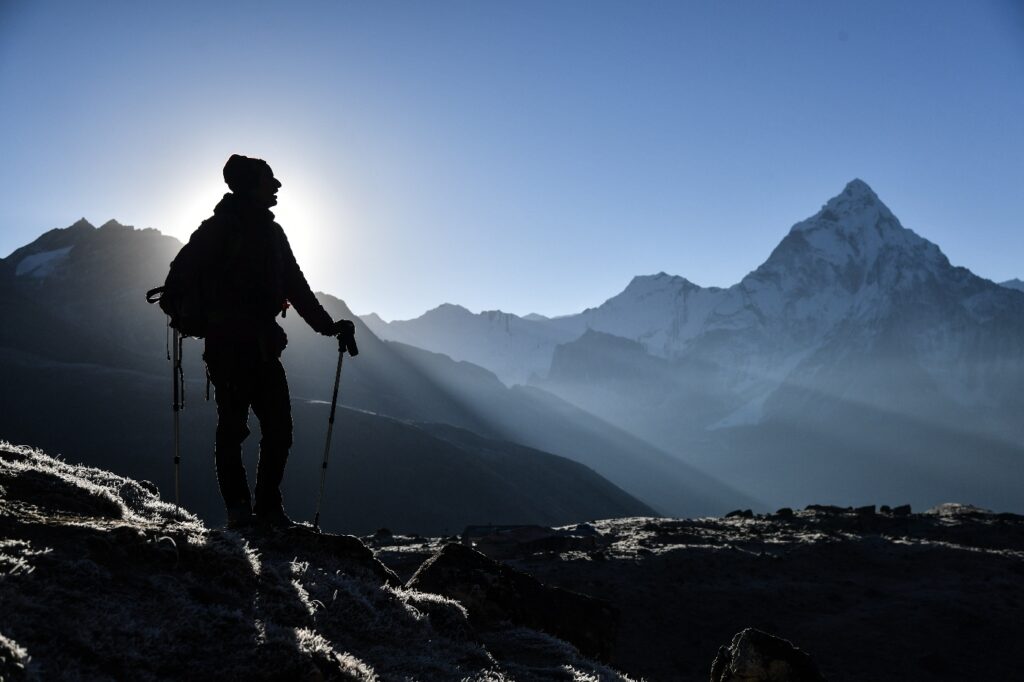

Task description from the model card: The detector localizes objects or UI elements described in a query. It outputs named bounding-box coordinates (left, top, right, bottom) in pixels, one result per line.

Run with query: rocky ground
left=371, top=505, right=1024, bottom=681
left=3, top=440, right=1022, bottom=681
left=0, top=443, right=632, bottom=681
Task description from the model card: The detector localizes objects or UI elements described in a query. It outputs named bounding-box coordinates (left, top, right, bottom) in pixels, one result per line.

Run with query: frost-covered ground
left=375, top=505, right=1024, bottom=682
left=4, top=440, right=1022, bottom=682
left=0, top=443, right=633, bottom=681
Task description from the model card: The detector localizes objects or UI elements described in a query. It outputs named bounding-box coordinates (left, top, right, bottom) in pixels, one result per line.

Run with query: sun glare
left=157, top=139, right=361, bottom=299
left=272, top=174, right=324, bottom=263
left=165, top=163, right=331, bottom=262
left=166, top=180, right=224, bottom=245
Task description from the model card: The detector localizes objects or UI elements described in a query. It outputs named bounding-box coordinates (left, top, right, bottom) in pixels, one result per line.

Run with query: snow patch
left=15, top=246, right=73, bottom=278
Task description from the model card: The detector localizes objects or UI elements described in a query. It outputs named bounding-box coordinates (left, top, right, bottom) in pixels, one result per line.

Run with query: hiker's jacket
left=170, top=192, right=334, bottom=363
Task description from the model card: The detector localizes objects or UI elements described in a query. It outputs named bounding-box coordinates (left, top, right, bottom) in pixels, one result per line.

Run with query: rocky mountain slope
left=377, top=503, right=1024, bottom=682
left=0, top=348, right=656, bottom=535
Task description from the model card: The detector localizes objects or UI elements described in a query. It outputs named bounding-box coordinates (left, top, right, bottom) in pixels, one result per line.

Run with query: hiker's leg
left=251, top=359, right=293, bottom=516
left=209, top=363, right=253, bottom=516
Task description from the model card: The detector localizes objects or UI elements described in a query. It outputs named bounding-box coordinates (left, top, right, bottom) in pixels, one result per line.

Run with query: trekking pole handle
left=338, top=332, right=359, bottom=357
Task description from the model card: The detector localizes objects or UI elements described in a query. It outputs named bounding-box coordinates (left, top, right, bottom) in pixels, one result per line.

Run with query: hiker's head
left=223, top=154, right=281, bottom=207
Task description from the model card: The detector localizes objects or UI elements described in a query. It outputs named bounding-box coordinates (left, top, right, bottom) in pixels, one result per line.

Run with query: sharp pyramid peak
left=767, top=177, right=949, bottom=275
left=822, top=178, right=887, bottom=214
left=69, top=217, right=95, bottom=230
left=790, top=179, right=894, bottom=235
left=841, top=177, right=877, bottom=197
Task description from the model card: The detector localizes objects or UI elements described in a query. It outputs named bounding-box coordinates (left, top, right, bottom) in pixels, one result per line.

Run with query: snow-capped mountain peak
left=790, top=178, right=888, bottom=234
left=761, top=179, right=948, bottom=295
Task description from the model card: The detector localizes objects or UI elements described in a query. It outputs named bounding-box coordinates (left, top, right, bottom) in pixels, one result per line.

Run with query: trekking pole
left=172, top=328, right=182, bottom=513
left=313, top=332, right=358, bottom=531
left=145, top=287, right=183, bottom=515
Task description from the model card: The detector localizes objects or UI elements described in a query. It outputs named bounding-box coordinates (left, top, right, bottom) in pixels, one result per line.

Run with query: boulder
left=804, top=504, right=848, bottom=515
left=240, top=525, right=401, bottom=587
left=710, top=628, right=826, bottom=682
left=407, top=542, right=617, bottom=659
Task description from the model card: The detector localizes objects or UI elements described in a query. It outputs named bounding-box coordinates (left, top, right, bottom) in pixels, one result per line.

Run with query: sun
left=164, top=162, right=325, bottom=247
left=159, top=145, right=357, bottom=298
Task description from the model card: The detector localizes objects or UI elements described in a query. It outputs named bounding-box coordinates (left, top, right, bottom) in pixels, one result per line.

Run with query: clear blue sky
left=2, top=1, right=1022, bottom=320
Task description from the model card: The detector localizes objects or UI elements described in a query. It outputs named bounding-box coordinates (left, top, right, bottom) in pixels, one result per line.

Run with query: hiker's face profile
left=251, top=168, right=282, bottom=208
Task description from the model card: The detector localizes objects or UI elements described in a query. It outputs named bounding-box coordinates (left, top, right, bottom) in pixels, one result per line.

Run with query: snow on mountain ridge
left=15, top=246, right=74, bottom=278
left=566, top=273, right=724, bottom=358
left=618, top=272, right=703, bottom=299
left=371, top=179, right=944, bottom=367
left=565, top=180, right=958, bottom=362
left=370, top=300, right=578, bottom=385
left=357, top=180, right=1020, bottom=404
left=725, top=179, right=951, bottom=327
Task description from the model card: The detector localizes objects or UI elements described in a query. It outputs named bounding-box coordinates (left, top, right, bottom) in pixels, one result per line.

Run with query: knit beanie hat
left=223, top=154, right=272, bottom=192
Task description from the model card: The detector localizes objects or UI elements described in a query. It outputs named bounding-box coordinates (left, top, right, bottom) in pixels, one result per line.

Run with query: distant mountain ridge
left=368, top=180, right=1022, bottom=390
left=365, top=180, right=1024, bottom=511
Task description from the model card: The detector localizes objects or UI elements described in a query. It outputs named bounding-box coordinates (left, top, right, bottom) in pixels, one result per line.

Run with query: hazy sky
left=2, top=1, right=1022, bottom=320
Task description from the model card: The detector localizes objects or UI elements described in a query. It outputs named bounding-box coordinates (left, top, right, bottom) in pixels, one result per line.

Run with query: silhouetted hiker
left=166, top=154, right=355, bottom=528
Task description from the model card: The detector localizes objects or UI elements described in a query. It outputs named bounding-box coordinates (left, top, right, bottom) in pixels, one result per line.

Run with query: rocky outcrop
left=710, top=628, right=826, bottom=682
left=240, top=523, right=401, bottom=587
left=407, top=542, right=618, bottom=660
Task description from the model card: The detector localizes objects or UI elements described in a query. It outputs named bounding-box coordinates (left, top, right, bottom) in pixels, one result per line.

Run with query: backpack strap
left=145, top=286, right=165, bottom=304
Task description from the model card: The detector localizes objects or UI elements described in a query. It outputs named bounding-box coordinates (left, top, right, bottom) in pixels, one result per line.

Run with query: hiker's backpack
left=146, top=224, right=223, bottom=338
left=147, top=213, right=287, bottom=339
left=146, top=258, right=209, bottom=338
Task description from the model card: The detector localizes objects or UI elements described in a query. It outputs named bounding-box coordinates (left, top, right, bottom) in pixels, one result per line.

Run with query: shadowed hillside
left=0, top=355, right=652, bottom=535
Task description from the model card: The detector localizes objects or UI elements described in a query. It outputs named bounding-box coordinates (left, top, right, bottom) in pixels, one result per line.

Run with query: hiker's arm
left=279, top=229, right=336, bottom=336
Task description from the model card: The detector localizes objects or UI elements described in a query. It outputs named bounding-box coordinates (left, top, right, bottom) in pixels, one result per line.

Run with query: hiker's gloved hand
left=332, top=319, right=359, bottom=356
left=331, top=319, right=356, bottom=339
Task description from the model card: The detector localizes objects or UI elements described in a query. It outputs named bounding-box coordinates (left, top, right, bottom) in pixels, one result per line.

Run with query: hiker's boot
left=225, top=501, right=253, bottom=529
left=254, top=502, right=293, bottom=529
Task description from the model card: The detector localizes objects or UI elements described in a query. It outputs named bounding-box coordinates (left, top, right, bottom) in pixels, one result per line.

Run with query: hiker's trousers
left=207, top=357, right=293, bottom=515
